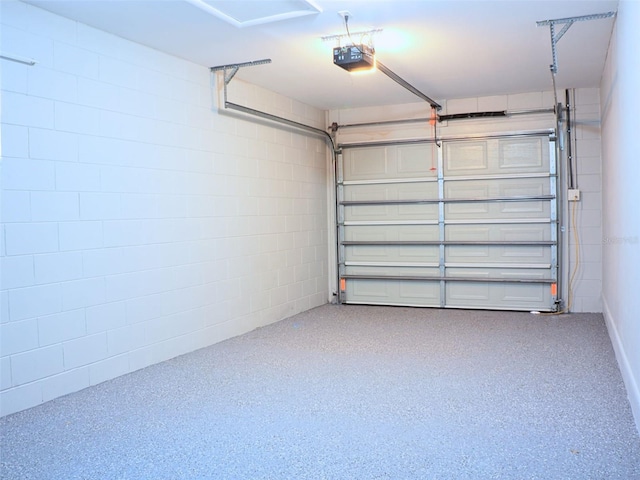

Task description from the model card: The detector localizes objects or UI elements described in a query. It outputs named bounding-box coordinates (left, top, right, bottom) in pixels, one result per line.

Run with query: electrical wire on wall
left=566, top=89, right=580, bottom=189
left=538, top=88, right=581, bottom=316
left=551, top=68, right=559, bottom=120
left=566, top=88, right=581, bottom=312
left=543, top=199, right=580, bottom=315
left=569, top=89, right=579, bottom=189
left=566, top=199, right=581, bottom=311
left=542, top=199, right=579, bottom=315
left=563, top=88, right=581, bottom=313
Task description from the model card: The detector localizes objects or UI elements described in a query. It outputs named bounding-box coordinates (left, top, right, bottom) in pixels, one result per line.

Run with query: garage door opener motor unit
left=333, top=44, right=375, bottom=72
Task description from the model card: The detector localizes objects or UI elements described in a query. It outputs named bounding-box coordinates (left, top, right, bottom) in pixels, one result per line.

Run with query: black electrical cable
left=565, top=89, right=574, bottom=188
left=344, top=14, right=358, bottom=51
left=344, top=14, right=371, bottom=54
left=432, top=106, right=440, bottom=148
left=332, top=147, right=341, bottom=303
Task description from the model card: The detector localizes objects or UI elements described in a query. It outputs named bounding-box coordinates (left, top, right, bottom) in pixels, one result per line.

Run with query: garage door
left=336, top=131, right=559, bottom=312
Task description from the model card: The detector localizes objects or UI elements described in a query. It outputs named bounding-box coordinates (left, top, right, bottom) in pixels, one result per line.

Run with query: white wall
left=329, top=89, right=602, bottom=313
left=600, top=1, right=640, bottom=431
left=0, top=1, right=329, bottom=416
left=568, top=88, right=604, bottom=313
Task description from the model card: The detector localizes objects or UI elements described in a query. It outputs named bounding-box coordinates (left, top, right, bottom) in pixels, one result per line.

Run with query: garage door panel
left=345, top=148, right=388, bottom=179
left=445, top=178, right=549, bottom=197
left=499, top=245, right=549, bottom=260
left=346, top=185, right=389, bottom=201
left=446, top=268, right=552, bottom=308
left=345, top=279, right=440, bottom=306
left=344, top=183, right=438, bottom=201
left=345, top=205, right=438, bottom=221
left=344, top=145, right=434, bottom=181
left=349, top=279, right=391, bottom=299
left=446, top=282, right=551, bottom=310
left=499, top=137, right=548, bottom=171
left=401, top=183, right=438, bottom=200
left=338, top=132, right=558, bottom=312
left=445, top=225, right=491, bottom=241
left=345, top=225, right=439, bottom=242
left=345, top=266, right=440, bottom=276
left=445, top=137, right=549, bottom=176
left=445, top=203, right=490, bottom=217
left=499, top=201, right=549, bottom=215
left=446, top=267, right=553, bottom=280
left=446, top=201, right=551, bottom=220
left=345, top=245, right=440, bottom=263
left=444, top=142, right=488, bottom=173
left=445, top=203, right=550, bottom=220
left=445, top=245, right=550, bottom=264
left=446, top=223, right=551, bottom=241
left=397, top=144, right=437, bottom=174
left=500, top=180, right=547, bottom=196
left=446, top=245, right=490, bottom=259
left=397, top=245, right=438, bottom=259
left=444, top=183, right=490, bottom=199
left=397, top=203, right=439, bottom=217
left=347, top=245, right=393, bottom=259
left=502, top=284, right=547, bottom=303
left=398, top=281, right=440, bottom=303
left=343, top=182, right=439, bottom=219
left=344, top=205, right=389, bottom=220
left=348, top=229, right=387, bottom=242
left=501, top=225, right=550, bottom=241
left=447, top=281, right=491, bottom=302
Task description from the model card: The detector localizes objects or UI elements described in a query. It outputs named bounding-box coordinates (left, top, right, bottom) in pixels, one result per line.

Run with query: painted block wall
left=600, top=1, right=640, bottom=432
left=568, top=88, right=604, bottom=313
left=328, top=88, right=603, bottom=313
left=0, top=1, right=329, bottom=416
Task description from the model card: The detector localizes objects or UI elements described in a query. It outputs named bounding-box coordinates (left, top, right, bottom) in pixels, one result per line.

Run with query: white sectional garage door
left=336, top=132, right=559, bottom=311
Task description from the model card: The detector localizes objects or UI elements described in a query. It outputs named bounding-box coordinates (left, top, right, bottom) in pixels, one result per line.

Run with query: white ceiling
left=24, top=0, right=618, bottom=111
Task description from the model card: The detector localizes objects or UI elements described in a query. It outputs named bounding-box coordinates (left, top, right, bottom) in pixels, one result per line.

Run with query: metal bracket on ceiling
left=223, top=66, right=240, bottom=85
left=211, top=58, right=272, bottom=84
left=210, top=58, right=272, bottom=104
left=321, top=29, right=383, bottom=46
left=537, top=11, right=616, bottom=74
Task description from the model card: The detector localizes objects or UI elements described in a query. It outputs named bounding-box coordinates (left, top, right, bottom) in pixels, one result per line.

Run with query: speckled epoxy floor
left=2, top=305, right=640, bottom=479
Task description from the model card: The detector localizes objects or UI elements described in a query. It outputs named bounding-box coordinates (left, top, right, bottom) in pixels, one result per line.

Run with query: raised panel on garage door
left=344, top=145, right=437, bottom=181
left=345, top=279, right=441, bottom=307
left=444, top=137, right=549, bottom=176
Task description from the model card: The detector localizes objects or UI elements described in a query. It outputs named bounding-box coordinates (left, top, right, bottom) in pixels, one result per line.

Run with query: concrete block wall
left=0, top=1, right=329, bottom=416
left=329, top=88, right=603, bottom=312
left=568, top=88, right=603, bottom=313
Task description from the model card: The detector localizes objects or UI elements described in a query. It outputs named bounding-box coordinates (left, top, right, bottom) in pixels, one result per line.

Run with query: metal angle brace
left=537, top=11, right=616, bottom=74
left=210, top=58, right=272, bottom=105
left=211, top=58, right=272, bottom=85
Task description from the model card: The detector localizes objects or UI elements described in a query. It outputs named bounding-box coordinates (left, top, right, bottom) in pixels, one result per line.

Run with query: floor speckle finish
left=2, top=305, right=639, bottom=479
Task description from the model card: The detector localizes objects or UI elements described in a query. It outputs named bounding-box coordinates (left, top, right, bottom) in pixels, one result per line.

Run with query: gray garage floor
left=1, top=304, right=639, bottom=479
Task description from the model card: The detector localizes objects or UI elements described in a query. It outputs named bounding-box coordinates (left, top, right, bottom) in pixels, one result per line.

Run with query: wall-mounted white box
left=568, top=189, right=581, bottom=202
